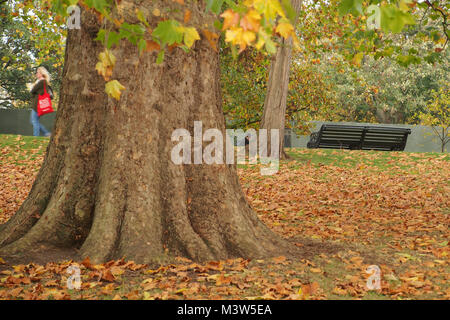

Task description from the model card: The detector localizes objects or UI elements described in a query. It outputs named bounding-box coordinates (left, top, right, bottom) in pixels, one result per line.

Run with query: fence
left=0, top=110, right=447, bottom=152
left=0, top=109, right=56, bottom=136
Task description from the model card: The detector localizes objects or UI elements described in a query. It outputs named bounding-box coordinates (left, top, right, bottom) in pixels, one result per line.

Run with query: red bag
left=37, top=81, right=54, bottom=117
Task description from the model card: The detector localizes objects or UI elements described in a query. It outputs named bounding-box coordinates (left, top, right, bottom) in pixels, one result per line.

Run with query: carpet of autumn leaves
left=0, top=134, right=449, bottom=300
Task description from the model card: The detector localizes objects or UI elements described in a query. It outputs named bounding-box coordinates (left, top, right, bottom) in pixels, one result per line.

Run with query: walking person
left=29, top=66, right=53, bottom=137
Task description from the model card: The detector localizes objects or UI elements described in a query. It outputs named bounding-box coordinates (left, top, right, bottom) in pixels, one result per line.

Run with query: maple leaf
left=221, top=9, right=240, bottom=30
left=105, top=80, right=126, bottom=100
left=95, top=49, right=116, bottom=81
left=182, top=27, right=200, bottom=48
left=275, top=20, right=294, bottom=39
left=240, top=9, right=261, bottom=32
left=152, top=20, right=184, bottom=46
left=225, top=27, right=256, bottom=52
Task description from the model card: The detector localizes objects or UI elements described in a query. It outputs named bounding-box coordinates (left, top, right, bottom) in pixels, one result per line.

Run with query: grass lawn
left=0, top=134, right=449, bottom=300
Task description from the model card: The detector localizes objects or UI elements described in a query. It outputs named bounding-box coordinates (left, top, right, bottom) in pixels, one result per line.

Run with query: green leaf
left=338, top=0, right=363, bottom=16
left=380, top=4, right=415, bottom=33
left=119, top=23, right=145, bottom=45
left=95, top=29, right=106, bottom=43
left=84, top=0, right=110, bottom=14
left=106, top=31, right=122, bottom=49
left=152, top=20, right=184, bottom=46
left=206, top=0, right=225, bottom=15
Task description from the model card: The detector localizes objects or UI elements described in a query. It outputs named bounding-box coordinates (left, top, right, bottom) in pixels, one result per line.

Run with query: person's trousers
left=30, top=109, right=50, bottom=137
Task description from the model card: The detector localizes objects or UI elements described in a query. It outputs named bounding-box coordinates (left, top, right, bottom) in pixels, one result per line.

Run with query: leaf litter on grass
left=0, top=137, right=449, bottom=299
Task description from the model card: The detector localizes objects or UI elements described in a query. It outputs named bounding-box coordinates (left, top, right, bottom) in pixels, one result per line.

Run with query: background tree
left=221, top=47, right=268, bottom=130
left=0, top=0, right=65, bottom=108
left=220, top=46, right=341, bottom=135
left=259, top=0, right=302, bottom=159
left=417, top=85, right=450, bottom=152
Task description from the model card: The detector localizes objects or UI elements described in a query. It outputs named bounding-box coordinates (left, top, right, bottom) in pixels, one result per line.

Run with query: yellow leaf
left=242, top=30, right=256, bottom=45
left=251, top=0, right=285, bottom=21
left=105, top=80, right=126, bottom=101
left=225, top=27, right=242, bottom=44
left=183, top=27, right=200, bottom=48
left=225, top=27, right=256, bottom=52
left=96, top=49, right=116, bottom=81
left=276, top=20, right=294, bottom=39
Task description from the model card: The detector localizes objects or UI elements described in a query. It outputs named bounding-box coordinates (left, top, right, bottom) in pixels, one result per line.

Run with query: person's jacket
left=30, top=80, right=54, bottom=112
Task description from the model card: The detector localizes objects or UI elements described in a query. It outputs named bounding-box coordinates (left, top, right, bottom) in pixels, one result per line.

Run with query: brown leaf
left=101, top=269, right=116, bottom=282
left=146, top=40, right=161, bottom=52
left=202, top=29, right=219, bottom=52
left=81, top=257, right=93, bottom=270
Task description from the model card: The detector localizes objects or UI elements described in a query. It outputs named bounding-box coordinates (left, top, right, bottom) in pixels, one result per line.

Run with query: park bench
left=307, top=124, right=411, bottom=151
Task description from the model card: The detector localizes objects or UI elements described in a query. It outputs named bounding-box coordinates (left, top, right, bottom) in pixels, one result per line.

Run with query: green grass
left=235, top=147, right=449, bottom=174
left=0, top=134, right=48, bottom=149
left=0, top=134, right=49, bottom=164
left=285, top=148, right=449, bottom=171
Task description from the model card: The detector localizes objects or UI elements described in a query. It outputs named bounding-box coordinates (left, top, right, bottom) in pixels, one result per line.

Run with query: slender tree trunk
left=442, top=127, right=445, bottom=153
left=0, top=2, right=298, bottom=264
left=260, top=0, right=302, bottom=160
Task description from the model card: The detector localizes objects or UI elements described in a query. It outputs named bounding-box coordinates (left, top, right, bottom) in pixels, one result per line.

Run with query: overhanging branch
left=425, top=0, right=449, bottom=49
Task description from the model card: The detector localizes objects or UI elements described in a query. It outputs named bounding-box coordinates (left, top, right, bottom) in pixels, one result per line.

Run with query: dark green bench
left=307, top=124, right=411, bottom=151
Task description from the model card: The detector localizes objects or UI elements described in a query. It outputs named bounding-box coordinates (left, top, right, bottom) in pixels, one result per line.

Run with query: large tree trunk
left=260, top=0, right=302, bottom=159
left=0, top=2, right=298, bottom=264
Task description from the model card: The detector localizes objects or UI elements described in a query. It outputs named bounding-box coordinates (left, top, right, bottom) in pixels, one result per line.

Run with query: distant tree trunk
left=260, top=0, right=302, bottom=160
left=0, top=2, right=299, bottom=264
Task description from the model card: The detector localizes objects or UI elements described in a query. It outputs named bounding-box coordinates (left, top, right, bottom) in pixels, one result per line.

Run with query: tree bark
left=0, top=1, right=298, bottom=264
left=260, top=0, right=302, bottom=159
